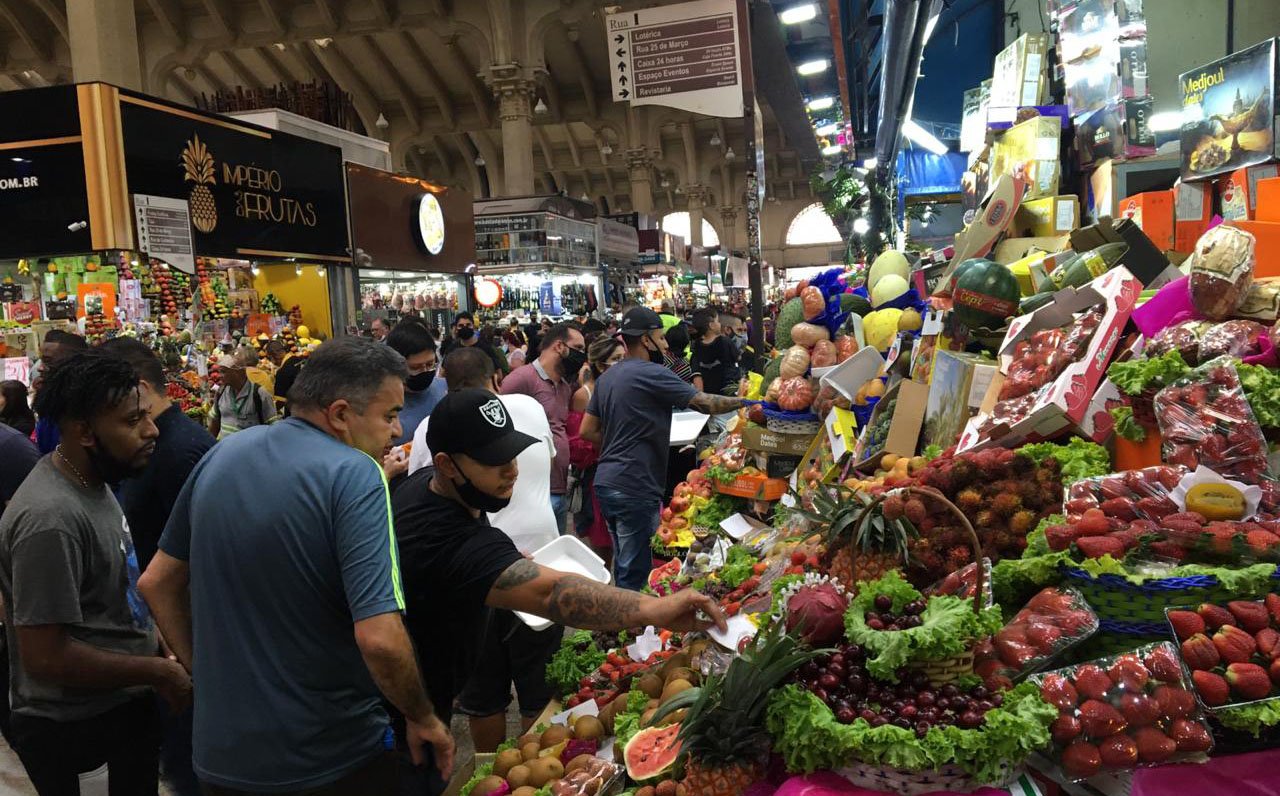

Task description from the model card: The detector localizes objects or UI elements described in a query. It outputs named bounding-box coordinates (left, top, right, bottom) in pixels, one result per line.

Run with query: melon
left=951, top=259, right=1020, bottom=331
left=870, top=273, right=910, bottom=308
left=863, top=309, right=903, bottom=352
left=841, top=293, right=873, bottom=316
left=868, top=249, right=910, bottom=292
left=623, top=724, right=682, bottom=781
left=775, top=298, right=806, bottom=348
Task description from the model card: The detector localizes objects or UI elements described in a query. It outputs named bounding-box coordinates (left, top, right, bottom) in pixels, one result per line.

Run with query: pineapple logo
left=181, top=134, right=218, bottom=233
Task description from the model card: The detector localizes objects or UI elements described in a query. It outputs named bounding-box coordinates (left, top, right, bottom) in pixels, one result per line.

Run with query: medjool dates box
left=1180, top=38, right=1279, bottom=181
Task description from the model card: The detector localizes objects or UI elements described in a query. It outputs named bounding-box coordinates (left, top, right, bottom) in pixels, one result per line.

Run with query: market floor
left=0, top=706, right=522, bottom=794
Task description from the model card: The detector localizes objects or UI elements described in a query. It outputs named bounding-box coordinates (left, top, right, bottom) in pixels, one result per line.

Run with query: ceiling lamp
left=724, top=147, right=736, bottom=161
left=797, top=59, right=829, bottom=76
left=474, top=155, right=486, bottom=166
left=710, top=132, right=722, bottom=147
left=779, top=3, right=818, bottom=25
left=814, top=122, right=838, bottom=136
left=903, top=119, right=948, bottom=155
left=601, top=142, right=613, bottom=156
left=807, top=96, right=835, bottom=111
left=534, top=97, right=549, bottom=114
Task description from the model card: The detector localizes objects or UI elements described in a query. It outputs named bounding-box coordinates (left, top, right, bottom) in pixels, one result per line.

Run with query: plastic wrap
left=1143, top=320, right=1211, bottom=365
left=1198, top=320, right=1269, bottom=361
left=1168, top=599, right=1280, bottom=714
left=1188, top=225, right=1256, bottom=320
left=549, top=757, right=623, bottom=796
left=923, top=559, right=993, bottom=607
left=1062, top=465, right=1187, bottom=522
left=1154, top=358, right=1271, bottom=484
left=973, top=587, right=1099, bottom=686
left=1031, top=642, right=1214, bottom=780
left=998, top=308, right=1104, bottom=401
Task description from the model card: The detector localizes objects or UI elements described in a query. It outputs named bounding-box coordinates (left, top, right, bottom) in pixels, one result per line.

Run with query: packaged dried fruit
left=999, top=308, right=1105, bottom=401
left=1062, top=465, right=1188, bottom=522
left=923, top=558, right=993, bottom=607
left=1030, top=642, right=1214, bottom=781
left=1167, top=597, right=1280, bottom=718
left=1154, top=357, right=1271, bottom=484
left=974, top=587, right=1099, bottom=688
left=1197, top=319, right=1268, bottom=361
left=1188, top=224, right=1255, bottom=320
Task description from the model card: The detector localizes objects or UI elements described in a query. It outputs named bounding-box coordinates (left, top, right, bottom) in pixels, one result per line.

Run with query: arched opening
left=660, top=211, right=720, bottom=247
left=785, top=203, right=843, bottom=246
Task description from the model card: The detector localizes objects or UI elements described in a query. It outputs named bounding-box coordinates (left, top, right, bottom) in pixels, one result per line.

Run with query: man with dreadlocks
left=0, top=348, right=192, bottom=795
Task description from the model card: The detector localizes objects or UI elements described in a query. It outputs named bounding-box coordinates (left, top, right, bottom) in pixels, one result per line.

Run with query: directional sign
left=606, top=0, right=745, bottom=118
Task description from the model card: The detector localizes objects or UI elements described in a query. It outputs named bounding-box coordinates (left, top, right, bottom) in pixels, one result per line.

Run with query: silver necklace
left=54, top=445, right=90, bottom=489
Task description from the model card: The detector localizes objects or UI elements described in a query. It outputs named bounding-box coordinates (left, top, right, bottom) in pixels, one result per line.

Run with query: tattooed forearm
left=493, top=559, right=541, bottom=590
left=688, top=392, right=745, bottom=415
left=544, top=575, right=647, bottom=630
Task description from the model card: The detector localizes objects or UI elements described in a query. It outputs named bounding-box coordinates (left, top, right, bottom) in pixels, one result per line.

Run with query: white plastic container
left=515, top=535, right=611, bottom=630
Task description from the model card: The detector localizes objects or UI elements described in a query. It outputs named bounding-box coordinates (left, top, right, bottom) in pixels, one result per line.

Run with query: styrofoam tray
left=515, top=535, right=611, bottom=630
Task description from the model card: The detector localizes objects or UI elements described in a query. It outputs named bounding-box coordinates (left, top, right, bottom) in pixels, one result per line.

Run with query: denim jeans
left=550, top=493, right=568, bottom=536
left=595, top=486, right=660, bottom=591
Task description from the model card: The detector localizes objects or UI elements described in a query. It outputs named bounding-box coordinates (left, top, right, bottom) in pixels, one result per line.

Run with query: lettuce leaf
left=545, top=631, right=605, bottom=700
left=843, top=572, right=1004, bottom=681
left=1016, top=438, right=1111, bottom=485
left=1071, top=556, right=1278, bottom=594
left=612, top=688, right=652, bottom=747
left=1238, top=363, right=1280, bottom=429
left=460, top=763, right=494, bottom=796
left=1106, top=350, right=1190, bottom=396
left=1217, top=699, right=1280, bottom=736
left=765, top=683, right=1055, bottom=782
left=1110, top=406, right=1147, bottom=442
left=991, top=551, right=1071, bottom=608
left=719, top=546, right=758, bottom=589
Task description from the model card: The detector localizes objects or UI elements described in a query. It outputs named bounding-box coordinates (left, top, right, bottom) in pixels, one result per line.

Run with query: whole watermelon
left=951, top=259, right=1020, bottom=330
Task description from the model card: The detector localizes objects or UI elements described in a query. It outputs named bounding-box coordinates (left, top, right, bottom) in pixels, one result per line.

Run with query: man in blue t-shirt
left=580, top=307, right=748, bottom=590
left=385, top=319, right=446, bottom=454
left=139, top=338, right=453, bottom=794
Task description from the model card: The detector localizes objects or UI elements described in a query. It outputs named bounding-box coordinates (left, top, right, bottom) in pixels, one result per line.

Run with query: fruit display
left=1170, top=596, right=1280, bottom=711
left=924, top=559, right=991, bottom=604
left=1154, top=358, right=1270, bottom=483
left=1032, top=643, right=1214, bottom=779
left=998, top=309, right=1104, bottom=401
left=461, top=716, right=621, bottom=796
left=950, top=259, right=1020, bottom=331
left=973, top=587, right=1099, bottom=687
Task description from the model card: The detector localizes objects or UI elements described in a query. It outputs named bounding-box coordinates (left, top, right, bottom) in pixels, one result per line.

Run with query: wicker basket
left=762, top=406, right=822, bottom=436
left=836, top=761, right=1018, bottom=796
left=847, top=486, right=988, bottom=685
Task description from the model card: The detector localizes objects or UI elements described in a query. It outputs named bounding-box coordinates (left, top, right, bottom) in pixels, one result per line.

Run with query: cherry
left=828, top=662, right=845, bottom=678
left=830, top=653, right=846, bottom=667
left=801, top=663, right=819, bottom=678
left=971, top=685, right=989, bottom=699
left=935, top=697, right=950, bottom=711
left=845, top=644, right=864, bottom=661
left=940, top=684, right=960, bottom=698
left=870, top=716, right=888, bottom=727
left=900, top=704, right=918, bottom=719
left=813, top=688, right=828, bottom=703
left=847, top=674, right=867, bottom=694
left=990, top=693, right=1004, bottom=707
left=958, top=711, right=984, bottom=729
left=874, top=594, right=893, bottom=612
left=893, top=717, right=912, bottom=730
left=819, top=674, right=839, bottom=689
left=867, top=618, right=885, bottom=631
left=836, top=707, right=857, bottom=724
left=916, top=691, right=936, bottom=707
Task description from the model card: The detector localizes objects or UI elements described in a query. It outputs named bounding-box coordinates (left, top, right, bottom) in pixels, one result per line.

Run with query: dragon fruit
left=786, top=582, right=848, bottom=644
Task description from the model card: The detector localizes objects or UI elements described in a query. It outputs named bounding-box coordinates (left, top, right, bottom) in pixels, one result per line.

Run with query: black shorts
left=456, top=609, right=562, bottom=719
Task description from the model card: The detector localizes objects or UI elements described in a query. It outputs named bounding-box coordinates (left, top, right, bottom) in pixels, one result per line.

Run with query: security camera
left=67, top=220, right=87, bottom=232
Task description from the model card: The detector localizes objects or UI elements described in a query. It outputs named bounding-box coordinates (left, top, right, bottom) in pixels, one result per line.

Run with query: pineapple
left=792, top=485, right=915, bottom=590
left=181, top=134, right=218, bottom=232
left=652, top=624, right=815, bottom=796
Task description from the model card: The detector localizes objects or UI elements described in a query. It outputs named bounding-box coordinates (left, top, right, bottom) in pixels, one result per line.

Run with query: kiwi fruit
left=540, top=725, right=570, bottom=747
left=664, top=667, right=696, bottom=686
left=657, top=781, right=679, bottom=796
left=474, top=775, right=508, bottom=796
left=637, top=786, right=657, bottom=796
left=661, top=678, right=693, bottom=701
left=638, top=672, right=664, bottom=699
left=640, top=707, right=656, bottom=727
left=598, top=698, right=622, bottom=734
left=520, top=742, right=540, bottom=762
left=517, top=733, right=539, bottom=748
left=512, top=788, right=537, bottom=796
left=566, top=754, right=595, bottom=774
left=506, top=764, right=532, bottom=789
left=525, top=760, right=553, bottom=788
left=573, top=715, right=605, bottom=741
left=658, top=707, right=688, bottom=726
left=494, top=749, right=524, bottom=778
left=664, top=651, right=692, bottom=673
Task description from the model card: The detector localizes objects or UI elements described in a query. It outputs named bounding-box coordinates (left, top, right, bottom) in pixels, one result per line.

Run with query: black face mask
left=450, top=457, right=511, bottom=513
left=456, top=326, right=475, bottom=341
left=561, top=347, right=588, bottom=377
left=644, top=338, right=664, bottom=364
left=406, top=370, right=436, bottom=393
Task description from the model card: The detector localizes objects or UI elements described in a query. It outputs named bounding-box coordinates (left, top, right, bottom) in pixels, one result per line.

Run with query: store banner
left=0, top=141, right=94, bottom=259
left=117, top=92, right=349, bottom=262
left=346, top=164, right=475, bottom=274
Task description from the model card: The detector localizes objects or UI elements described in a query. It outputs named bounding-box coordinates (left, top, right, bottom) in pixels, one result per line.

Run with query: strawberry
left=1099, top=498, right=1137, bottom=520
left=1192, top=670, right=1230, bottom=706
left=1079, top=699, right=1126, bottom=738
left=1144, top=646, right=1183, bottom=683
left=1167, top=610, right=1205, bottom=641
left=1097, top=734, right=1139, bottom=768
left=1197, top=603, right=1237, bottom=630
left=1073, top=664, right=1113, bottom=701
left=1118, top=692, right=1161, bottom=726
left=1213, top=625, right=1257, bottom=663
left=1168, top=719, right=1213, bottom=753
left=1153, top=684, right=1196, bottom=719
left=1180, top=633, right=1221, bottom=671
left=1061, top=741, right=1102, bottom=778
left=1228, top=601, right=1271, bottom=632
left=1256, top=627, right=1280, bottom=658
left=1076, top=535, right=1126, bottom=559
left=1245, top=530, right=1280, bottom=554
left=1039, top=673, right=1079, bottom=710
left=1055, top=609, right=1094, bottom=635
left=1266, top=593, right=1280, bottom=625
left=1044, top=524, right=1079, bottom=551
left=996, top=637, right=1039, bottom=669
left=1051, top=714, right=1083, bottom=744
left=1026, top=622, right=1063, bottom=651
left=1133, top=727, right=1178, bottom=763
left=1107, top=655, right=1150, bottom=690
left=1027, top=587, right=1074, bottom=614
left=1226, top=662, right=1272, bottom=701
left=1270, top=658, right=1280, bottom=687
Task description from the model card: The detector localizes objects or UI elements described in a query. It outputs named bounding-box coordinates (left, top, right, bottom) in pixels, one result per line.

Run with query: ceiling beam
left=368, top=0, right=395, bottom=26
left=398, top=31, right=456, bottom=130
left=195, top=64, right=229, bottom=94
left=166, top=71, right=201, bottom=104
left=540, top=78, right=563, bottom=123
left=313, top=0, right=339, bottom=28
left=442, top=35, right=492, bottom=128
left=309, top=41, right=382, bottom=133
left=427, top=135, right=452, bottom=178
left=362, top=36, right=421, bottom=135
left=563, top=125, right=581, bottom=168
left=566, top=39, right=598, bottom=119
left=256, top=46, right=297, bottom=85
left=200, top=0, right=235, bottom=37
left=28, top=0, right=67, bottom=41
left=221, top=50, right=262, bottom=89
left=533, top=126, right=556, bottom=171
left=256, top=0, right=285, bottom=33
left=0, top=2, right=49, bottom=61
left=143, top=0, right=185, bottom=43
left=602, top=168, right=616, bottom=198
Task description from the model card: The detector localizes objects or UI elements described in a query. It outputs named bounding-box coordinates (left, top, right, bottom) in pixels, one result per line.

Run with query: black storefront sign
left=0, top=142, right=94, bottom=258
left=118, top=91, right=350, bottom=262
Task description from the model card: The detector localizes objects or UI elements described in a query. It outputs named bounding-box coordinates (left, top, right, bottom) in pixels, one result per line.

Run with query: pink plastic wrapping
left=1154, top=357, right=1270, bottom=484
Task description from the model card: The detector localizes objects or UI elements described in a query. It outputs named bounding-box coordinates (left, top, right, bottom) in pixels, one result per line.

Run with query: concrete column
left=684, top=185, right=710, bottom=248
left=719, top=205, right=740, bottom=251
left=626, top=149, right=654, bottom=214
left=67, top=0, right=143, bottom=89
left=486, top=64, right=539, bottom=196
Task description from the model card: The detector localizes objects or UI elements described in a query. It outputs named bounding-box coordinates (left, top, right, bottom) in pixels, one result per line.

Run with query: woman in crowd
left=662, top=323, right=700, bottom=388
left=0, top=380, right=34, bottom=438
left=567, top=335, right=625, bottom=562
left=690, top=308, right=735, bottom=397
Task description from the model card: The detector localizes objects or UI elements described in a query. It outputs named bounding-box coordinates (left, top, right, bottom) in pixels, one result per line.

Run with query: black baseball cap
left=426, top=389, right=538, bottom=465
left=619, top=306, right=663, bottom=336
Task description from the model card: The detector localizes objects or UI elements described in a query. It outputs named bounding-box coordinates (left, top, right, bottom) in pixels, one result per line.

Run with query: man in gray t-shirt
left=0, top=350, right=190, bottom=795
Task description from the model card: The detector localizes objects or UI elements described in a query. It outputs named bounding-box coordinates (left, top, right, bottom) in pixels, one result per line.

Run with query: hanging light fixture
left=709, top=132, right=722, bottom=147
left=295, top=264, right=304, bottom=276
left=534, top=97, right=549, bottom=114
left=475, top=155, right=486, bottom=167
left=250, top=262, right=260, bottom=276
left=601, top=143, right=613, bottom=156
left=724, top=147, right=736, bottom=161
left=316, top=264, right=326, bottom=277
left=660, top=175, right=671, bottom=188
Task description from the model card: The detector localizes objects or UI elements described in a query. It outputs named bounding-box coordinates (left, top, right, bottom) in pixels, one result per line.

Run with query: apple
left=687, top=469, right=706, bottom=485
left=674, top=484, right=693, bottom=499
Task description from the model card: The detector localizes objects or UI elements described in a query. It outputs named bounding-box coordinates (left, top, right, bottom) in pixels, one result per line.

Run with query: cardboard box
left=1218, top=164, right=1280, bottom=220
left=740, top=424, right=818, bottom=457
left=992, top=116, right=1062, bottom=199
left=852, top=378, right=929, bottom=470
left=1059, top=0, right=1147, bottom=116
left=1015, top=195, right=1081, bottom=237
left=1076, top=97, right=1156, bottom=168
left=1174, top=180, right=1213, bottom=252
left=1180, top=38, right=1278, bottom=181
left=990, top=33, right=1051, bottom=111
left=1225, top=219, right=1280, bottom=278
left=960, top=82, right=991, bottom=154
left=923, top=350, right=998, bottom=450
left=957, top=267, right=1142, bottom=452
left=1118, top=190, right=1174, bottom=250
left=1258, top=176, right=1280, bottom=221
left=714, top=473, right=788, bottom=501
left=943, top=175, right=1028, bottom=288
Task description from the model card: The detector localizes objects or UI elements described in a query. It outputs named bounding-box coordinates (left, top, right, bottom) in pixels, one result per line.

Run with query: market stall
left=346, top=163, right=474, bottom=332
left=473, top=195, right=603, bottom=320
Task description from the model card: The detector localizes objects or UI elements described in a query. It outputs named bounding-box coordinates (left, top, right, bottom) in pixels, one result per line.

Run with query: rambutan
left=947, top=545, right=973, bottom=567
left=903, top=499, right=928, bottom=525
left=882, top=494, right=906, bottom=520
left=991, top=492, right=1023, bottom=518
left=974, top=509, right=999, bottom=530
left=1010, top=509, right=1038, bottom=535
left=956, top=488, right=982, bottom=513
left=1009, top=452, right=1035, bottom=477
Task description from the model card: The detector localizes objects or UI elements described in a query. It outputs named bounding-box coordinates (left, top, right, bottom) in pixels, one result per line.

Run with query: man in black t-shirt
left=392, top=390, right=725, bottom=748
